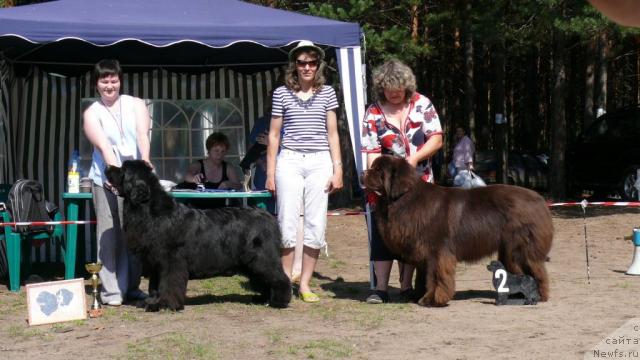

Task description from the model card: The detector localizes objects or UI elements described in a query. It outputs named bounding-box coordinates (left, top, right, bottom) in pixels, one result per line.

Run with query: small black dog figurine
left=487, top=260, right=539, bottom=305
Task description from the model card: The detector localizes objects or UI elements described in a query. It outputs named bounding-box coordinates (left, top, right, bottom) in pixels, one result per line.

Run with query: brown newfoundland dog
left=363, top=155, right=553, bottom=307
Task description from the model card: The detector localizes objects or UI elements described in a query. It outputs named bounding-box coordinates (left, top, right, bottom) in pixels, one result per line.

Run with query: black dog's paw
left=268, top=301, right=289, bottom=309
left=144, top=303, right=160, bottom=312
left=523, top=298, right=538, bottom=305
left=251, top=294, right=269, bottom=304
left=495, top=294, right=509, bottom=306
left=144, top=296, right=160, bottom=312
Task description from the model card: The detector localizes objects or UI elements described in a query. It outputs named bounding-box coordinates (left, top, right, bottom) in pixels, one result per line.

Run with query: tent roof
left=0, top=0, right=361, bottom=72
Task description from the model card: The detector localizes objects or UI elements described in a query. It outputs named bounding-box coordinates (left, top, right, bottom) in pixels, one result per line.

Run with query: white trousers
left=275, top=149, right=332, bottom=250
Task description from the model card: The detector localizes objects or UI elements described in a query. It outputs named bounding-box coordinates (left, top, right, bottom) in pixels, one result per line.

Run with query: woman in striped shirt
left=266, top=41, right=343, bottom=303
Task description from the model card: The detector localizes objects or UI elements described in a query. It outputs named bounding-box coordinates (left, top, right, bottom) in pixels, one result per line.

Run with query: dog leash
left=580, top=199, right=591, bottom=284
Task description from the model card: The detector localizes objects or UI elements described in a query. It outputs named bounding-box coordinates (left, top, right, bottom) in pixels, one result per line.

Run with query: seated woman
left=184, top=132, right=242, bottom=191
left=181, top=132, right=242, bottom=208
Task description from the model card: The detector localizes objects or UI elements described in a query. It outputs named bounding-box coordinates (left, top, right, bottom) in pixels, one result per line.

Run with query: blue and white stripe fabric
left=271, top=85, right=338, bottom=153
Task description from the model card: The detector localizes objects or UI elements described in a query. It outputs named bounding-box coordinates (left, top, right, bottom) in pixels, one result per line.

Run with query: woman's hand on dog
left=406, top=155, right=419, bottom=168
left=103, top=181, right=120, bottom=196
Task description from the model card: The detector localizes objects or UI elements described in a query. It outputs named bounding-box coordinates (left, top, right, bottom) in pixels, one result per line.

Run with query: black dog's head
left=362, top=155, right=418, bottom=200
left=105, top=160, right=158, bottom=205
left=487, top=260, right=505, bottom=273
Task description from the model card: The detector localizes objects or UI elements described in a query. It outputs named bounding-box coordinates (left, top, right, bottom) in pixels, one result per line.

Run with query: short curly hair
left=205, top=132, right=230, bottom=152
left=371, top=59, right=416, bottom=104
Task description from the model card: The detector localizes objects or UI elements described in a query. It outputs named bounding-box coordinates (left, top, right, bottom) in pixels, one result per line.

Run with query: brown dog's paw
left=417, top=292, right=450, bottom=307
left=417, top=292, right=434, bottom=307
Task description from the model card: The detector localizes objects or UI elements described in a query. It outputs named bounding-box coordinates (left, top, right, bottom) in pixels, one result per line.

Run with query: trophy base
left=89, top=308, right=104, bottom=318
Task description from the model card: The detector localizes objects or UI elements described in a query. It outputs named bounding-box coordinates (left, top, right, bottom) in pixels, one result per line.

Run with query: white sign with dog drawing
left=26, top=278, right=87, bottom=326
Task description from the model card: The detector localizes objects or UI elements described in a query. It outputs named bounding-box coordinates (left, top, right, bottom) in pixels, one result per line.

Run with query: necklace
left=100, top=96, right=134, bottom=158
left=100, top=97, right=125, bottom=140
left=291, top=88, right=317, bottom=110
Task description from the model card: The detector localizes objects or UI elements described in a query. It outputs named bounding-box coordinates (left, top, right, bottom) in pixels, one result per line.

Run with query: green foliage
left=1, top=0, right=51, bottom=7
left=305, top=0, right=432, bottom=67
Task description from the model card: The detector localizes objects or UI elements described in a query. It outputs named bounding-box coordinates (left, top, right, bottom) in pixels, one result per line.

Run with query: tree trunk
left=550, top=31, right=567, bottom=200
left=476, top=44, right=491, bottom=151
left=636, top=36, right=640, bottom=105
left=584, top=38, right=596, bottom=131
left=595, top=32, right=609, bottom=115
left=524, top=49, right=538, bottom=151
left=493, top=41, right=507, bottom=184
left=462, top=1, right=475, bottom=140
left=411, top=4, right=419, bottom=42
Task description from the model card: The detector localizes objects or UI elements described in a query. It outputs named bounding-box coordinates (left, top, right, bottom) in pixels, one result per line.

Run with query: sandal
left=299, top=291, right=320, bottom=303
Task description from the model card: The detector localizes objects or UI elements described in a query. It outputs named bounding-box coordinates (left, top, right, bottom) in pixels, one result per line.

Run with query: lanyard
left=100, top=97, right=125, bottom=140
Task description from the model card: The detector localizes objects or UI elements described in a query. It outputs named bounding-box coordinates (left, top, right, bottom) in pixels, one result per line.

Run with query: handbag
left=453, top=170, right=486, bottom=189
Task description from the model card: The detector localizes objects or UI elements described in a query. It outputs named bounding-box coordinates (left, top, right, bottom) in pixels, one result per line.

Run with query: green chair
left=0, top=184, right=65, bottom=292
left=0, top=184, right=10, bottom=281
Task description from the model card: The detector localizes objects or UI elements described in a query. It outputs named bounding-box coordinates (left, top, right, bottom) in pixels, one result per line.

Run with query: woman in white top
left=83, top=59, right=151, bottom=306
left=266, top=41, right=343, bottom=303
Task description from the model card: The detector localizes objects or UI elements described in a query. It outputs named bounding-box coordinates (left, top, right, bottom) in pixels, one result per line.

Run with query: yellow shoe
left=299, top=291, right=320, bottom=303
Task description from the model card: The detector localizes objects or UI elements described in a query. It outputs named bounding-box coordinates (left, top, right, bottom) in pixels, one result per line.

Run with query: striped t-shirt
left=271, top=85, right=339, bottom=152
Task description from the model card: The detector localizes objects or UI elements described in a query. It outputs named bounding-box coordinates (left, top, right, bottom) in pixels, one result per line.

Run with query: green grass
left=120, top=310, right=140, bottom=322
left=71, top=319, right=87, bottom=326
left=302, top=339, right=354, bottom=359
left=7, top=324, right=52, bottom=340
left=617, top=281, right=631, bottom=289
left=198, top=275, right=253, bottom=295
left=266, top=329, right=284, bottom=344
left=327, top=258, right=347, bottom=269
left=307, top=300, right=410, bottom=330
left=0, top=293, right=27, bottom=315
left=124, top=332, right=219, bottom=360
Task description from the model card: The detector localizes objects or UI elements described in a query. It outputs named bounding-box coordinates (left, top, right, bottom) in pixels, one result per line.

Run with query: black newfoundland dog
left=105, top=160, right=291, bottom=311
left=363, top=155, right=553, bottom=307
left=487, top=260, right=540, bottom=305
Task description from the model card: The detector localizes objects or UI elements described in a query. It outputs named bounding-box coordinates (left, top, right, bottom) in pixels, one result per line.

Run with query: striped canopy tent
left=0, top=0, right=366, bottom=264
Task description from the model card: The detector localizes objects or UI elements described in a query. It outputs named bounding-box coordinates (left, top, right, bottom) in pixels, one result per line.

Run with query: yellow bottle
left=68, top=170, right=80, bottom=193
left=68, top=150, right=80, bottom=193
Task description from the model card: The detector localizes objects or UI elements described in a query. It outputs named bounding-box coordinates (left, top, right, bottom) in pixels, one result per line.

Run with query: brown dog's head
left=105, top=160, right=157, bottom=205
left=362, top=155, right=418, bottom=201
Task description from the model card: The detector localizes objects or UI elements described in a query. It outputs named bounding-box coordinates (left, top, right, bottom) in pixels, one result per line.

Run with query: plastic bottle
left=67, top=150, right=80, bottom=193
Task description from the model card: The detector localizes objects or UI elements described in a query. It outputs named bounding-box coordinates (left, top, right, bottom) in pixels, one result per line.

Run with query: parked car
left=568, top=106, right=640, bottom=200
left=472, top=150, right=549, bottom=190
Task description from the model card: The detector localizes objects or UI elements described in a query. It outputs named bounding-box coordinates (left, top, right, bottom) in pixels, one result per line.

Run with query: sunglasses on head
left=296, top=59, right=319, bottom=67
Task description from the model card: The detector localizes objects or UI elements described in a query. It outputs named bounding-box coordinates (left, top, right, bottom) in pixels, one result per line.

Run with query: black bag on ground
left=7, top=179, right=57, bottom=234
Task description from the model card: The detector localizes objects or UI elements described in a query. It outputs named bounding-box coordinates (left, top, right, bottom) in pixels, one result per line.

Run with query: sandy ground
left=2, top=205, right=640, bottom=359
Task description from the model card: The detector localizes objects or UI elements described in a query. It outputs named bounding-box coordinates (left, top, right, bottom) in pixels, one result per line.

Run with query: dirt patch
left=2, top=206, right=640, bottom=359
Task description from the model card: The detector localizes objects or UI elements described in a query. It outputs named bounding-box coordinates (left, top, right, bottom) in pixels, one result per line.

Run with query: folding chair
left=0, top=184, right=64, bottom=292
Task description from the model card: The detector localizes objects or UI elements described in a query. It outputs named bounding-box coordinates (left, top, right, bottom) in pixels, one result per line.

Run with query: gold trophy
left=85, top=262, right=104, bottom=318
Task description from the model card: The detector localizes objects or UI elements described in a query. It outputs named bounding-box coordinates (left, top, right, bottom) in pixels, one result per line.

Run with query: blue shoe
left=127, top=289, right=148, bottom=301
